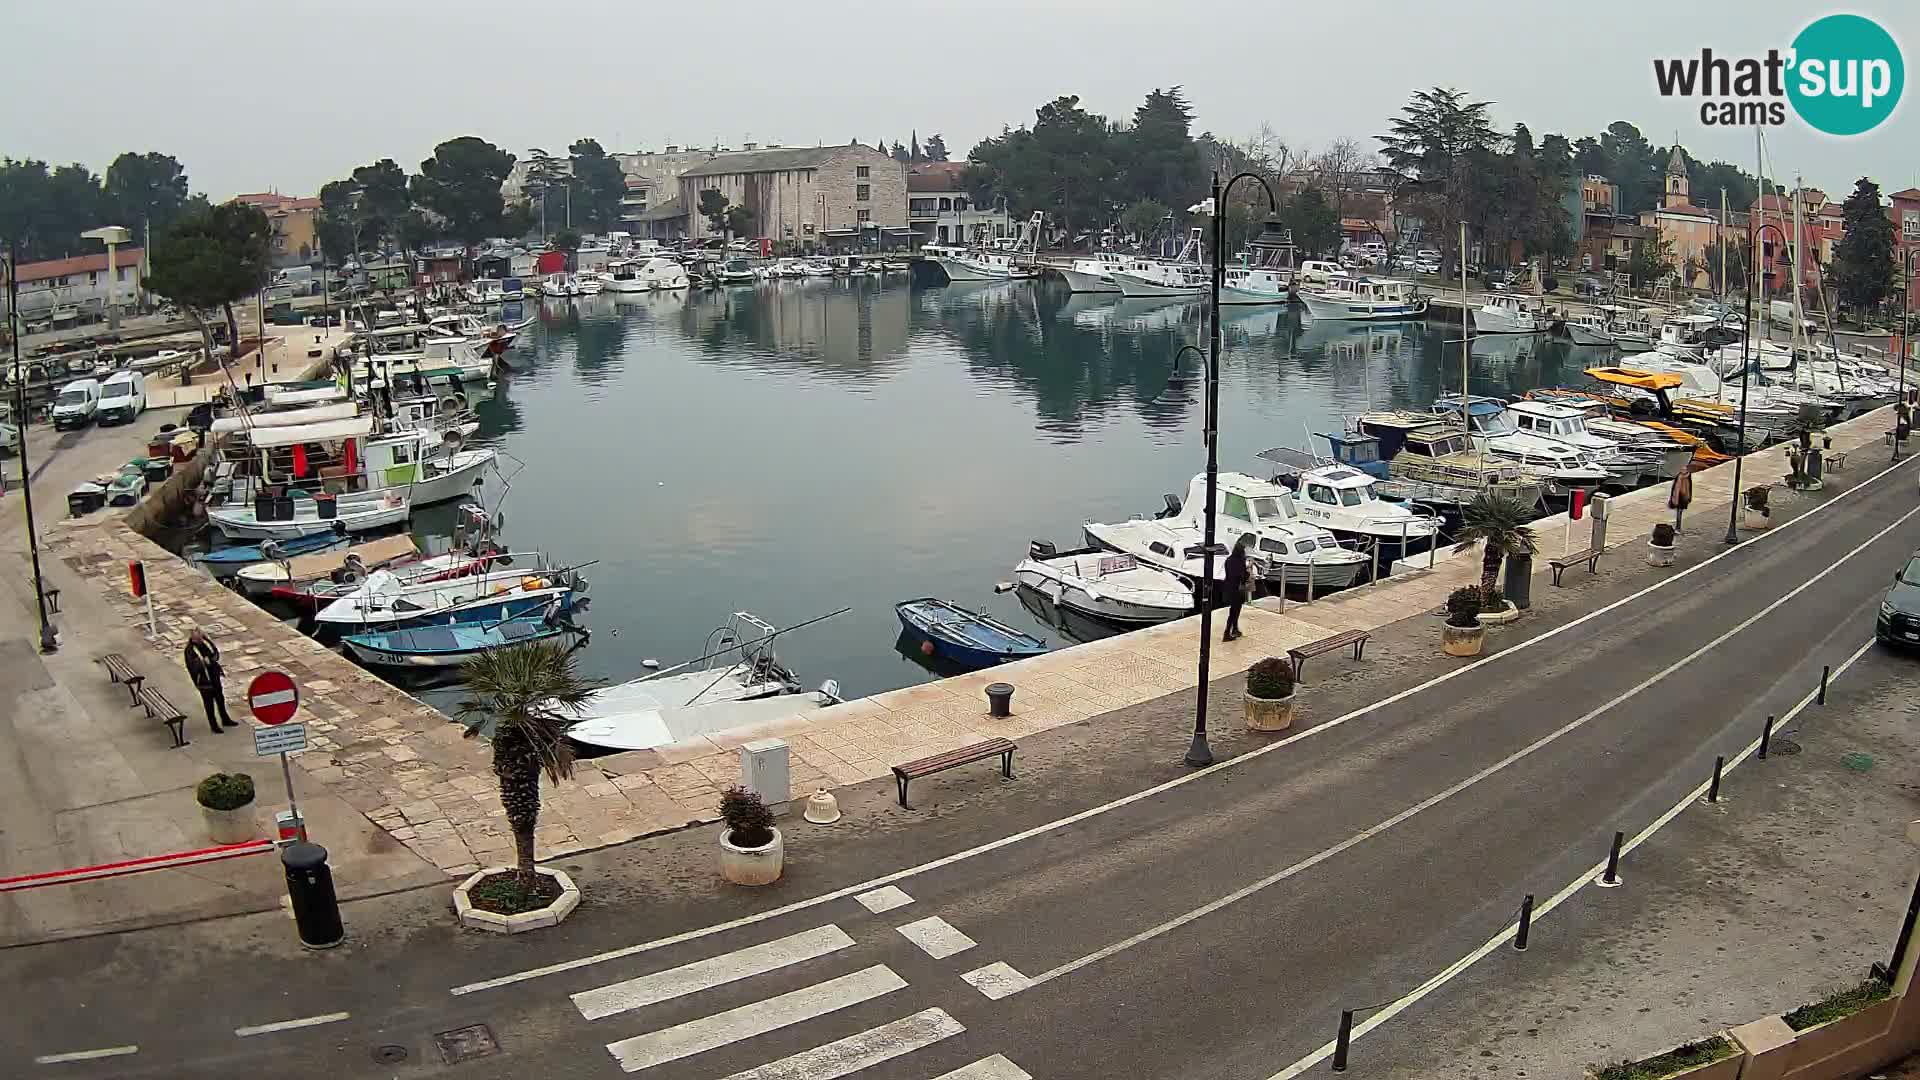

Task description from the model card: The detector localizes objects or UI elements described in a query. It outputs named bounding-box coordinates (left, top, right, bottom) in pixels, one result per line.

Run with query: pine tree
left=910, top=131, right=922, bottom=162
left=1833, top=177, right=1895, bottom=314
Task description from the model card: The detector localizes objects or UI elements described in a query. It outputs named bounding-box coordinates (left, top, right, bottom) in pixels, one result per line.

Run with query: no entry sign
left=247, top=671, right=300, bottom=725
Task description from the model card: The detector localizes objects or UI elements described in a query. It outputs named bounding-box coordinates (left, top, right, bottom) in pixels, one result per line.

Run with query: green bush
left=1782, top=977, right=1890, bottom=1030
left=1246, top=657, right=1295, bottom=699
left=1651, top=523, right=1675, bottom=547
left=1445, top=586, right=1484, bottom=628
left=195, top=772, right=255, bottom=811
left=1592, top=1036, right=1735, bottom=1080
left=720, top=786, right=775, bottom=848
left=1744, top=485, right=1770, bottom=511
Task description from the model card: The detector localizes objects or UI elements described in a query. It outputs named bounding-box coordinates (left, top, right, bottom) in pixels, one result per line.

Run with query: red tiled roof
left=6, top=248, right=146, bottom=284
left=1890, top=188, right=1920, bottom=202
left=1650, top=201, right=1712, bottom=217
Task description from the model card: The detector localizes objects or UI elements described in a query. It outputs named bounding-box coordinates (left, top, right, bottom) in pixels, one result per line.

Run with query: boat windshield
left=1477, top=411, right=1518, bottom=435
left=1249, top=496, right=1288, bottom=521
left=1338, top=487, right=1362, bottom=507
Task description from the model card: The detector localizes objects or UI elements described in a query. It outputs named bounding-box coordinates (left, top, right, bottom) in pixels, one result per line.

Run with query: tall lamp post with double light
left=1725, top=217, right=1790, bottom=546
left=5, top=245, right=58, bottom=652
left=1182, top=170, right=1280, bottom=769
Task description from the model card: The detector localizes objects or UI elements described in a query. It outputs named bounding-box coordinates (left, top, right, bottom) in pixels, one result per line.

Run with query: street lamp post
left=1726, top=218, right=1789, bottom=545
left=1184, top=170, right=1279, bottom=769
left=6, top=244, right=58, bottom=652
left=1895, top=249, right=1916, bottom=463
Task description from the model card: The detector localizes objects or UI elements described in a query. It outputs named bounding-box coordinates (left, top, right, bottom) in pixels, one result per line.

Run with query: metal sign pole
left=279, top=750, right=306, bottom=843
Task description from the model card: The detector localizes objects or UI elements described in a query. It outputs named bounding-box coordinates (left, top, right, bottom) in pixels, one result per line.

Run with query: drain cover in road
left=434, top=1024, right=499, bottom=1064
left=371, top=1045, right=408, bottom=1064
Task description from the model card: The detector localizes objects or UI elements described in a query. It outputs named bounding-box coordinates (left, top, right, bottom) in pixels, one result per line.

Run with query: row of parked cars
left=51, top=370, right=149, bottom=431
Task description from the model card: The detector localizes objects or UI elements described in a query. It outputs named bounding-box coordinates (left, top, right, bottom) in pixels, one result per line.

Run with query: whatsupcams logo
left=1652, top=13, right=1903, bottom=135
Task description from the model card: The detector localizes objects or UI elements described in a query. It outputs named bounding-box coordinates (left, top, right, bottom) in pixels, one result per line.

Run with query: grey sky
left=5, top=1, right=1913, bottom=201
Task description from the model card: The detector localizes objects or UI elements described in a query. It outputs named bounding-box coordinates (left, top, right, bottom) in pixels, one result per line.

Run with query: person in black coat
left=184, top=629, right=238, bottom=734
left=1223, top=535, right=1252, bottom=641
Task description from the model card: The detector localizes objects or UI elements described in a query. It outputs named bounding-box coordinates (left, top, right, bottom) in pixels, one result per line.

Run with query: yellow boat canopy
left=1585, top=366, right=1683, bottom=391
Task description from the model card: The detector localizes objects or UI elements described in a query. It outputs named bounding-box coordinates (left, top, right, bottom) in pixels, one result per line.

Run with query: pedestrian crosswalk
left=571, top=905, right=1035, bottom=1078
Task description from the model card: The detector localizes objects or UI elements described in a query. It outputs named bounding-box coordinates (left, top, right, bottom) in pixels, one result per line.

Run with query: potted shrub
left=719, top=786, right=783, bottom=886
left=196, top=772, right=257, bottom=844
left=1742, top=485, right=1772, bottom=530
left=1477, top=586, right=1519, bottom=626
left=1443, top=587, right=1486, bottom=656
left=1244, top=657, right=1297, bottom=732
left=1454, top=492, right=1535, bottom=624
left=1648, top=522, right=1677, bottom=567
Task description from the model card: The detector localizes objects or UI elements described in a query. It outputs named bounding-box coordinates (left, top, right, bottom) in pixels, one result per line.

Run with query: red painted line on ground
left=0, top=840, right=274, bottom=891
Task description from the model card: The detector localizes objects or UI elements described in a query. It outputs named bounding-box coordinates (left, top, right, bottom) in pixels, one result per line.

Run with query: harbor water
left=420, top=278, right=1605, bottom=707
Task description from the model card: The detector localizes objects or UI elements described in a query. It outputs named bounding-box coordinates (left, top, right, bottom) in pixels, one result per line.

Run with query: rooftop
left=4, top=247, right=147, bottom=284
left=680, top=146, right=848, bottom=178
left=908, top=162, right=968, bottom=193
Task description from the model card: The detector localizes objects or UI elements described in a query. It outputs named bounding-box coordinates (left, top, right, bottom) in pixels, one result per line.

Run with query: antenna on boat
left=630, top=607, right=853, bottom=699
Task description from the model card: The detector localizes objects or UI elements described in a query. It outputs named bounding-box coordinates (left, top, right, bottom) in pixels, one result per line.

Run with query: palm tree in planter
left=1785, top=405, right=1827, bottom=489
left=1453, top=491, right=1538, bottom=615
left=457, top=640, right=594, bottom=908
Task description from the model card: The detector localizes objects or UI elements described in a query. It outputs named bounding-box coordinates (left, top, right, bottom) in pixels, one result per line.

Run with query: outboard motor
left=1155, top=494, right=1182, bottom=519
left=1028, top=539, right=1057, bottom=559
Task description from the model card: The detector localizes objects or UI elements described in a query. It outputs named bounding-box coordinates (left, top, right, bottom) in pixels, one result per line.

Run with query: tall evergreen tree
left=1377, top=87, right=1500, bottom=270
left=1124, top=87, right=1204, bottom=209
left=568, top=138, right=628, bottom=233
left=1833, top=177, right=1895, bottom=313
left=410, top=136, right=515, bottom=248
left=923, top=133, right=949, bottom=162
left=910, top=131, right=922, bottom=162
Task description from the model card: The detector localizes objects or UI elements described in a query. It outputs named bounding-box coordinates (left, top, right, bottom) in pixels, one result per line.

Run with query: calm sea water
left=420, top=279, right=1599, bottom=705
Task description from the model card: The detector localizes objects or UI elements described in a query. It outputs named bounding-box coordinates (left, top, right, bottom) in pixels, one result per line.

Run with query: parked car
left=50, top=378, right=101, bottom=430
left=1878, top=551, right=1920, bottom=648
left=96, top=370, right=146, bottom=425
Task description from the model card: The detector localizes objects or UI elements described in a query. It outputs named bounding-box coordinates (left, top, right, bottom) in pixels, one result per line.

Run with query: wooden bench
left=1288, top=629, right=1372, bottom=679
left=1548, top=548, right=1602, bottom=586
left=1825, top=450, right=1849, bottom=472
left=135, top=685, right=188, bottom=749
left=893, top=738, right=1017, bottom=808
left=26, top=579, right=60, bottom=614
left=99, top=652, right=145, bottom=704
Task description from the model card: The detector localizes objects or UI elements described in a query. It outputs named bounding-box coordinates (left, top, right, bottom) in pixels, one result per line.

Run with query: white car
left=97, top=370, right=147, bottom=425
left=0, top=419, right=18, bottom=455
left=51, top=378, right=100, bottom=430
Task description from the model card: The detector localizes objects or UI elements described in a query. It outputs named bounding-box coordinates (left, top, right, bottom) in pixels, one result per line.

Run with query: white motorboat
left=1343, top=420, right=1547, bottom=514
left=1297, top=276, right=1426, bottom=321
left=427, top=312, right=517, bottom=349
left=465, top=279, right=506, bottom=305
left=1505, top=399, right=1667, bottom=486
left=1474, top=293, right=1541, bottom=334
left=575, top=273, right=604, bottom=296
left=717, top=257, right=758, bottom=285
left=1561, top=312, right=1615, bottom=347
left=1082, top=517, right=1230, bottom=587
left=564, top=612, right=840, bottom=752
left=935, top=211, right=1045, bottom=283
left=314, top=560, right=580, bottom=630
left=1533, top=400, right=1697, bottom=480
left=1058, top=252, right=1128, bottom=293
left=1256, top=448, right=1442, bottom=555
left=1601, top=305, right=1656, bottom=351
left=541, top=273, right=581, bottom=298
left=639, top=256, right=691, bottom=290
left=1012, top=542, right=1195, bottom=625
left=1111, top=229, right=1209, bottom=298
left=1430, top=395, right=1611, bottom=496
left=602, top=260, right=651, bottom=293
left=1163, top=472, right=1370, bottom=591
left=1219, top=227, right=1298, bottom=305
left=362, top=428, right=495, bottom=507
left=209, top=484, right=412, bottom=541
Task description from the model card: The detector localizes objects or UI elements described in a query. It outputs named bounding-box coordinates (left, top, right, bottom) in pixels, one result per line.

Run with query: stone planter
left=453, top=866, right=581, bottom=933
left=1647, top=542, right=1676, bottom=567
left=1442, top=622, right=1485, bottom=656
left=720, top=827, right=784, bottom=886
left=1581, top=1044, right=1742, bottom=1080
left=1782, top=995, right=1900, bottom=1068
left=1244, top=690, right=1296, bottom=732
left=201, top=803, right=256, bottom=845
left=1742, top=508, right=1772, bottom=531
left=1476, top=602, right=1520, bottom=626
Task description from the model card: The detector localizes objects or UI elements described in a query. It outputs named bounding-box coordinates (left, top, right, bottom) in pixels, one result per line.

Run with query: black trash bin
left=986, top=682, right=1015, bottom=718
left=281, top=842, right=344, bottom=949
left=1504, top=552, right=1533, bottom=610
left=314, top=492, right=338, bottom=520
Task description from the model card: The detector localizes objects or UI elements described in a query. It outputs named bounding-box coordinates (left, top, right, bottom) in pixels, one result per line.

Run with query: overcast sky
left=5, top=1, right=1912, bottom=201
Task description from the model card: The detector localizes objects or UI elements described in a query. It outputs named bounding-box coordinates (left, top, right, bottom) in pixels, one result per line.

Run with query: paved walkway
left=17, top=403, right=1902, bottom=924
left=144, top=323, right=351, bottom=408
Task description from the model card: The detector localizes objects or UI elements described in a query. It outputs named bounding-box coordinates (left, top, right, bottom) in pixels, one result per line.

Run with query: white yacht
left=638, top=256, right=691, bottom=290
left=1474, top=293, right=1541, bottom=334
left=1257, top=447, right=1441, bottom=556
left=1012, top=542, right=1195, bottom=625
left=1297, top=276, right=1426, bottom=321
left=465, top=279, right=506, bottom=305
left=602, top=260, right=650, bottom=293
left=1144, top=472, right=1369, bottom=591
left=1057, top=252, right=1128, bottom=293
left=1111, top=229, right=1209, bottom=298
left=575, top=273, right=604, bottom=296
left=1505, top=399, right=1669, bottom=486
left=1430, top=395, right=1611, bottom=496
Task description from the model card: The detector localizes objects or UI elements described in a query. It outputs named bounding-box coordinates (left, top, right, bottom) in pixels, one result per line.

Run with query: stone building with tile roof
left=674, top=142, right=909, bottom=249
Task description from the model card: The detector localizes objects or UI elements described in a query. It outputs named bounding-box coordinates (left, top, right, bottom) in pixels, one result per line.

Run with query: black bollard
left=1331, top=1009, right=1354, bottom=1072
left=282, top=842, right=344, bottom=949
left=1708, top=756, right=1724, bottom=803
left=1760, top=715, right=1774, bottom=760
left=1514, top=894, right=1534, bottom=951
left=1599, top=831, right=1625, bottom=886
left=1818, top=665, right=1830, bottom=705
left=986, top=682, right=1014, bottom=719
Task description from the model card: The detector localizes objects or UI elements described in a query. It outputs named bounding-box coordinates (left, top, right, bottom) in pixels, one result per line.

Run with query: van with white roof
left=97, top=369, right=147, bottom=425
left=51, top=378, right=100, bottom=430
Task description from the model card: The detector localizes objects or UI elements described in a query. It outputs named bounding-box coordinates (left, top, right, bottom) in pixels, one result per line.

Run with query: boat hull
left=1472, top=307, right=1540, bottom=334
left=411, top=448, right=495, bottom=506
left=1057, top=267, right=1120, bottom=293
left=209, top=498, right=410, bottom=541
left=1297, top=291, right=1426, bottom=321
left=1219, top=284, right=1291, bottom=305
left=1010, top=565, right=1191, bottom=625
left=1111, top=272, right=1205, bottom=298
left=895, top=598, right=1047, bottom=671
left=342, top=619, right=571, bottom=669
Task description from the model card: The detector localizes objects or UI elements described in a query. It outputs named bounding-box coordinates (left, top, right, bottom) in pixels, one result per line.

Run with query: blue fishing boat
left=341, top=609, right=586, bottom=669
left=191, top=528, right=350, bottom=575
left=895, top=598, right=1047, bottom=671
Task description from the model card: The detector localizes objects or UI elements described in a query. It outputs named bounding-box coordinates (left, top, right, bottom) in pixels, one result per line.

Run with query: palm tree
left=457, top=640, right=595, bottom=881
left=1453, top=491, right=1539, bottom=603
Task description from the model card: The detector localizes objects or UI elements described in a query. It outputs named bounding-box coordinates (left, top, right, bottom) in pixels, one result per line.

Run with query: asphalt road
left=8, top=456, right=1920, bottom=1080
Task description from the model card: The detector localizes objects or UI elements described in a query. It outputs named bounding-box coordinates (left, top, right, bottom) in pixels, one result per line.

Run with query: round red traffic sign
left=247, top=671, right=300, bottom=725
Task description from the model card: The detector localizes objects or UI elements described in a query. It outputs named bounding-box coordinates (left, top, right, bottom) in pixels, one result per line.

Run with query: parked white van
left=97, top=370, right=147, bottom=425
left=51, top=379, right=101, bottom=430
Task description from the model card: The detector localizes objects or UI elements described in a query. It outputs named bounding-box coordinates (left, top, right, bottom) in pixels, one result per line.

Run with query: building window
left=856, top=166, right=870, bottom=179
left=856, top=184, right=870, bottom=201
left=856, top=209, right=871, bottom=223
left=1905, top=212, right=1920, bottom=239
left=88, top=271, right=98, bottom=285
left=939, top=197, right=952, bottom=212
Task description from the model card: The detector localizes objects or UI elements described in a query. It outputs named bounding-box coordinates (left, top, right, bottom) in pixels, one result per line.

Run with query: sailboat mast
left=1719, top=187, right=1728, bottom=301
left=1459, top=220, right=1470, bottom=427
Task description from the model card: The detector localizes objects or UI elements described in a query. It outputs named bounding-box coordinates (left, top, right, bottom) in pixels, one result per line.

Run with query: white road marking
left=960, top=962, right=1032, bottom=1000
left=1011, top=503, right=1920, bottom=994
left=1263, top=633, right=1881, bottom=1079
left=933, top=1055, right=1035, bottom=1080
left=573, top=925, right=855, bottom=1021
left=449, top=449, right=1918, bottom=997
left=605, top=964, right=906, bottom=1074
left=714, top=1007, right=963, bottom=1080
left=34, top=1045, right=138, bottom=1065
left=233, top=1011, right=350, bottom=1037
left=855, top=885, right=914, bottom=913
left=896, top=916, right=976, bottom=959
